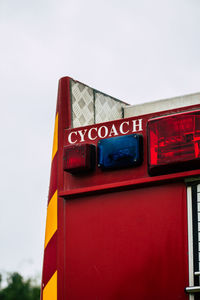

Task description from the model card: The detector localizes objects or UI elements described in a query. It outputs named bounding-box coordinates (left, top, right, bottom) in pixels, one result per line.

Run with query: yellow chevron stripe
left=52, top=113, right=58, bottom=160
left=44, top=190, right=57, bottom=248
left=43, top=271, right=57, bottom=300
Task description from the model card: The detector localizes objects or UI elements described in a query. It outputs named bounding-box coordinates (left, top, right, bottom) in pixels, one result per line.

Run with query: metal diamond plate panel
left=95, top=93, right=125, bottom=123
left=71, top=80, right=94, bottom=128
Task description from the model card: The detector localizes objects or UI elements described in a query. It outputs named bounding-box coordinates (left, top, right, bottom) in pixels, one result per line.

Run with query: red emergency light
left=63, top=144, right=96, bottom=174
left=148, top=110, right=200, bottom=175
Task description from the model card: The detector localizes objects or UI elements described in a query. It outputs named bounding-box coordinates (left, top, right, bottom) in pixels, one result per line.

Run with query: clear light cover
left=148, top=110, right=200, bottom=175
left=98, top=134, right=143, bottom=170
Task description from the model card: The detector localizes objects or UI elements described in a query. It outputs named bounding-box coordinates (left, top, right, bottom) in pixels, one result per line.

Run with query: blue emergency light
left=98, top=134, right=143, bottom=170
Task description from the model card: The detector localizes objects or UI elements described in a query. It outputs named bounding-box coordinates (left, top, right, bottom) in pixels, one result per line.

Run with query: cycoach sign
left=66, top=118, right=143, bottom=144
left=62, top=117, right=146, bottom=193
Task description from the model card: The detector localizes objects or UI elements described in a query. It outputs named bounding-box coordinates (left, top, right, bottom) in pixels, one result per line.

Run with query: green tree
left=0, top=272, right=40, bottom=300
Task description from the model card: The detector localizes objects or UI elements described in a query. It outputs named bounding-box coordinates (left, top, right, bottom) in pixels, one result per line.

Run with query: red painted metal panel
left=57, top=77, right=72, bottom=300
left=44, top=77, right=200, bottom=300
left=63, top=182, right=188, bottom=300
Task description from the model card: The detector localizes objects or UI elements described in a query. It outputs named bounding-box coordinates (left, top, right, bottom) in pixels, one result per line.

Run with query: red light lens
left=148, top=110, right=200, bottom=175
left=63, top=144, right=95, bottom=174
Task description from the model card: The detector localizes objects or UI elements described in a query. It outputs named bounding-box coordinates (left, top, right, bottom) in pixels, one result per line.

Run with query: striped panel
left=48, top=153, right=58, bottom=204
left=43, top=271, right=57, bottom=300
left=45, top=190, right=57, bottom=248
left=42, top=232, right=57, bottom=287
left=41, top=113, right=58, bottom=300
left=52, top=113, right=58, bottom=160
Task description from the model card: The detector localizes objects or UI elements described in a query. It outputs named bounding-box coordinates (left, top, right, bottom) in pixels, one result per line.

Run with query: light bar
left=98, top=134, right=143, bottom=170
left=63, top=144, right=95, bottom=174
left=148, top=110, right=200, bottom=175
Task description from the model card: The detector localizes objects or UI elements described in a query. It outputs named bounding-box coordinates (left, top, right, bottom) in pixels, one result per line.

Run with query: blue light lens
left=98, top=134, right=143, bottom=170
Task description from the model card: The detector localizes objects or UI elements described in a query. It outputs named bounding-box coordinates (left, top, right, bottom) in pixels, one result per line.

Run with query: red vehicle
left=41, top=77, right=200, bottom=300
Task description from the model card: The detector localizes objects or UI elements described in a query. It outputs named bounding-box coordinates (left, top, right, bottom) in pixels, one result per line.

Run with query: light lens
left=148, top=110, right=200, bottom=175
left=98, top=134, right=143, bottom=170
left=63, top=144, right=95, bottom=174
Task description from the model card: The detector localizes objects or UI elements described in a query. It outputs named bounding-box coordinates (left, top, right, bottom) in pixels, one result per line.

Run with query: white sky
left=0, top=0, right=200, bottom=281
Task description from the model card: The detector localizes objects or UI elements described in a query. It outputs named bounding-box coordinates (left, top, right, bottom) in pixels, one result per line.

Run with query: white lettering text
left=98, top=126, right=108, bottom=139
left=132, top=119, right=142, bottom=132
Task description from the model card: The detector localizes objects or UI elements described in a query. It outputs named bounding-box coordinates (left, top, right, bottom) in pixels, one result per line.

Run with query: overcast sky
left=0, top=0, right=200, bottom=282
